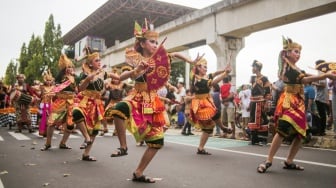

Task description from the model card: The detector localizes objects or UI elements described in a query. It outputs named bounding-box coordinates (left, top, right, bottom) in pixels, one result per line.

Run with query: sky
left=0, top=0, right=335, bottom=87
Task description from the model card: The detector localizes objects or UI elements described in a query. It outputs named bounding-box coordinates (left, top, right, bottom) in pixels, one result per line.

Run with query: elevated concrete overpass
left=101, top=0, right=336, bottom=85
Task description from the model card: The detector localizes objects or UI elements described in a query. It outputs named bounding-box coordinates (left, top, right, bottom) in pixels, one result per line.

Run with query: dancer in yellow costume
left=257, top=37, right=336, bottom=173
left=189, top=58, right=232, bottom=155
left=41, top=54, right=82, bottom=151
left=72, top=48, right=119, bottom=161
left=104, top=19, right=203, bottom=183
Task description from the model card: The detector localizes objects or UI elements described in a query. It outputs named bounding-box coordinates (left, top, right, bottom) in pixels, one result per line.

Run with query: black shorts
left=146, top=138, right=164, bottom=149
left=276, top=120, right=299, bottom=138
left=73, top=109, right=99, bottom=136
left=211, top=110, right=221, bottom=121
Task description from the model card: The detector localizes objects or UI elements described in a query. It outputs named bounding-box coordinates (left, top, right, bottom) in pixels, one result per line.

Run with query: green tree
left=43, top=14, right=63, bottom=76
left=25, top=54, right=44, bottom=84
left=24, top=35, right=44, bottom=84
left=170, top=61, right=186, bottom=86
left=4, top=59, right=17, bottom=86
left=18, top=43, right=28, bottom=74
left=4, top=14, right=63, bottom=84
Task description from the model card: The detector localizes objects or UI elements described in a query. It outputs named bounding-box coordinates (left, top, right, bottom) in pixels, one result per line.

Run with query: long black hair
left=190, top=65, right=201, bottom=94
left=134, top=37, right=146, bottom=55
left=55, top=68, right=66, bottom=84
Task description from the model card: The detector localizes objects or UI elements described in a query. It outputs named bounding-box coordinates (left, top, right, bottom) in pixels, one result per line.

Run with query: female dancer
left=104, top=20, right=202, bottom=183
left=41, top=54, right=85, bottom=151
left=72, top=48, right=119, bottom=161
left=190, top=58, right=232, bottom=155
left=101, top=68, right=126, bottom=136
left=38, top=70, right=55, bottom=137
left=257, top=37, right=336, bottom=173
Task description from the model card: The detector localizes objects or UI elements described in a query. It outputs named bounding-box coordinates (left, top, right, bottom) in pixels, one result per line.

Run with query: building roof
left=62, top=0, right=196, bottom=47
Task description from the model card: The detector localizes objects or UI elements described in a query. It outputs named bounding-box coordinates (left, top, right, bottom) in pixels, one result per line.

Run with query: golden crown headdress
left=111, top=67, right=121, bottom=75
left=33, top=80, right=41, bottom=85
left=121, top=65, right=132, bottom=72
left=43, top=69, right=54, bottom=82
left=134, top=18, right=159, bottom=40
left=82, top=47, right=100, bottom=74
left=84, top=47, right=100, bottom=64
left=190, top=58, right=207, bottom=79
left=252, top=60, right=263, bottom=69
left=112, top=67, right=118, bottom=73
left=196, top=58, right=207, bottom=66
left=58, top=54, right=74, bottom=70
left=16, top=73, right=25, bottom=79
left=282, top=36, right=302, bottom=51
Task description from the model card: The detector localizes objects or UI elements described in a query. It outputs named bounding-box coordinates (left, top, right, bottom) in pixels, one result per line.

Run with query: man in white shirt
left=174, top=82, right=186, bottom=128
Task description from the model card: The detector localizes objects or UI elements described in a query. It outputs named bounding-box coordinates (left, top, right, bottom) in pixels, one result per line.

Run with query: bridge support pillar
left=208, top=36, right=244, bottom=86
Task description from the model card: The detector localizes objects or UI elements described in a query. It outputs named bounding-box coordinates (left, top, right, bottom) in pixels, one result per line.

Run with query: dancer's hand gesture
left=224, top=64, right=232, bottom=73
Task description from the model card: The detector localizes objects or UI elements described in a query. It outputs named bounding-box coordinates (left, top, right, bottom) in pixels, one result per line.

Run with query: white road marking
left=69, top=134, right=80, bottom=139
left=302, top=146, right=336, bottom=152
left=166, top=140, right=336, bottom=168
left=31, top=132, right=49, bottom=138
left=0, top=136, right=3, bottom=141
left=0, top=178, right=4, bottom=188
left=8, top=132, right=30, bottom=140
left=96, top=132, right=113, bottom=137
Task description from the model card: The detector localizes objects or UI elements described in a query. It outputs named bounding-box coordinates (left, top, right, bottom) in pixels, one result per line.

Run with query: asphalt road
left=0, top=127, right=335, bottom=188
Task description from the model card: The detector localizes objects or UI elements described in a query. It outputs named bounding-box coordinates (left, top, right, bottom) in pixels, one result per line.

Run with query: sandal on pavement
left=41, top=144, right=51, bottom=151
left=257, top=161, right=272, bottom=173
left=111, top=147, right=128, bottom=157
left=136, top=141, right=144, bottom=147
left=197, top=149, right=211, bottom=155
left=82, top=155, right=97, bottom=162
left=100, top=129, right=108, bottom=136
left=221, top=126, right=233, bottom=134
left=283, top=161, right=304, bottom=171
left=79, top=142, right=86, bottom=149
left=59, top=143, right=72, bottom=149
left=80, top=140, right=92, bottom=149
left=132, top=173, right=155, bottom=183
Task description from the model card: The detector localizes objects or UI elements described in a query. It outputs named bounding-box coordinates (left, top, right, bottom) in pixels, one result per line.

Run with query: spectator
left=175, top=82, right=186, bottom=129
left=221, top=75, right=236, bottom=139
left=211, top=84, right=222, bottom=136
left=328, top=79, right=336, bottom=138
left=238, top=84, right=251, bottom=140
left=313, top=60, right=329, bottom=136
left=304, top=82, right=319, bottom=140
left=181, top=89, right=194, bottom=135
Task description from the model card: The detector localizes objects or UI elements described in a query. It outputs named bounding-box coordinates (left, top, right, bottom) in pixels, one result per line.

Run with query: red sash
left=52, top=80, right=71, bottom=93
left=146, top=39, right=170, bottom=91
